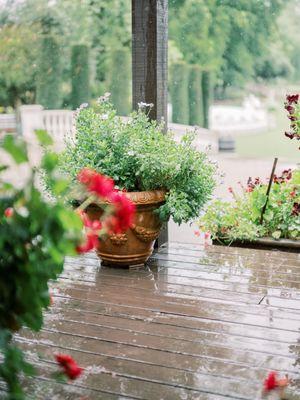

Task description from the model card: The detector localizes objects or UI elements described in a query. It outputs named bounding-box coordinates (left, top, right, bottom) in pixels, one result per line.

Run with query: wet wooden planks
left=17, top=242, right=300, bottom=399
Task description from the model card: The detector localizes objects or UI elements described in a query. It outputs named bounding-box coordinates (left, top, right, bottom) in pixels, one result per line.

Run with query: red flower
left=107, top=192, right=135, bottom=233
left=282, top=169, right=292, bottom=180
left=77, top=168, right=114, bottom=198
left=290, top=190, right=296, bottom=198
left=88, top=174, right=114, bottom=198
left=285, top=131, right=295, bottom=139
left=264, top=371, right=278, bottom=392
left=285, top=104, right=295, bottom=113
left=254, top=177, right=261, bottom=186
left=77, top=168, right=95, bottom=185
left=292, top=202, right=300, bottom=216
left=194, top=230, right=200, bottom=237
left=55, top=354, right=83, bottom=380
left=4, top=207, right=14, bottom=218
left=76, top=211, right=102, bottom=254
left=76, top=231, right=99, bottom=253
left=228, top=187, right=233, bottom=193
left=204, top=232, right=210, bottom=240
left=286, top=94, right=299, bottom=104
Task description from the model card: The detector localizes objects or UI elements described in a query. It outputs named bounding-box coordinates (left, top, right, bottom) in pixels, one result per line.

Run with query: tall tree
left=188, top=65, right=203, bottom=126
left=71, top=45, right=90, bottom=109
left=169, top=0, right=285, bottom=125
left=0, top=24, right=39, bottom=107
left=218, top=0, right=284, bottom=90
left=170, top=63, right=189, bottom=124
left=36, top=16, right=63, bottom=109
left=108, top=47, right=131, bottom=115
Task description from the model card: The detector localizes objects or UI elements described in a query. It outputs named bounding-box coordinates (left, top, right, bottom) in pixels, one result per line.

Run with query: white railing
left=0, top=114, right=17, bottom=133
left=210, top=95, right=271, bottom=136
left=20, top=105, right=75, bottom=151
left=42, top=110, right=74, bottom=143
left=19, top=104, right=218, bottom=164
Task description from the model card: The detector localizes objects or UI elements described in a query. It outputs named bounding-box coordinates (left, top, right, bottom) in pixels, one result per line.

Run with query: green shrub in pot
left=58, top=95, right=216, bottom=224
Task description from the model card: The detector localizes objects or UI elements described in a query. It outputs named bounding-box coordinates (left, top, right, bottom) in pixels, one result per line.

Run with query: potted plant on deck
left=56, top=94, right=216, bottom=266
left=197, top=169, right=300, bottom=250
left=197, top=94, right=300, bottom=251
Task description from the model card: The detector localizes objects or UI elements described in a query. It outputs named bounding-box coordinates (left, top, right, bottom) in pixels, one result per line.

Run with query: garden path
left=14, top=242, right=300, bottom=399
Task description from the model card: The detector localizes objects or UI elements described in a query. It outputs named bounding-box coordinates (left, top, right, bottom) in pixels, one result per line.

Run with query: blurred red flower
left=76, top=168, right=135, bottom=247
left=78, top=168, right=114, bottom=198
left=107, top=191, right=135, bottom=233
left=76, top=231, right=99, bottom=253
left=55, top=354, right=83, bottom=380
left=264, top=371, right=278, bottom=391
left=4, top=207, right=14, bottom=218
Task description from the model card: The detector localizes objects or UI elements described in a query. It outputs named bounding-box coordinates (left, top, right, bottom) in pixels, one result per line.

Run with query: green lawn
left=235, top=107, right=299, bottom=163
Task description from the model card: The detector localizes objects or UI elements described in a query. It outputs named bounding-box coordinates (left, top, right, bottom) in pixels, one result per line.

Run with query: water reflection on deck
left=16, top=243, right=300, bottom=399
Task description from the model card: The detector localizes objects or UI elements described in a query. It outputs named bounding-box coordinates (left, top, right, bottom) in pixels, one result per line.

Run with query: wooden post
left=132, top=0, right=168, bottom=245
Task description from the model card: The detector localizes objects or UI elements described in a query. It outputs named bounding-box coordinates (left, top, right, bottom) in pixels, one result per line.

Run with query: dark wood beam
left=132, top=0, right=168, bottom=245
left=132, top=0, right=168, bottom=125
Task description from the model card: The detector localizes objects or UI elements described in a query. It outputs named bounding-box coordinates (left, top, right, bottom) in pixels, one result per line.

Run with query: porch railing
left=19, top=105, right=218, bottom=164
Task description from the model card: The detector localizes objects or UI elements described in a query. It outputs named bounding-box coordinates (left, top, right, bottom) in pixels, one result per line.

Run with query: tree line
left=0, top=0, right=299, bottom=128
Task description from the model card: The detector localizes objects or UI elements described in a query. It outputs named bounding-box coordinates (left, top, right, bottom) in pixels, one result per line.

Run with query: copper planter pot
left=86, top=190, right=165, bottom=267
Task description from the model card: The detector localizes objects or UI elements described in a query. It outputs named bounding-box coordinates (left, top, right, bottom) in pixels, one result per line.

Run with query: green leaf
left=35, top=129, right=53, bottom=146
left=41, top=152, right=58, bottom=172
left=3, top=135, right=28, bottom=164
left=57, top=208, right=82, bottom=231
left=52, top=179, right=70, bottom=196
left=272, top=230, right=281, bottom=239
left=0, top=165, right=8, bottom=173
left=263, top=210, right=273, bottom=221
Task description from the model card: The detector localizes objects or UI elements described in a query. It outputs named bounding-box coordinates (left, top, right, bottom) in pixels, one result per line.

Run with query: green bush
left=71, top=44, right=90, bottom=109
left=108, top=48, right=131, bottom=115
left=36, top=35, right=62, bottom=109
left=58, top=96, right=216, bottom=224
left=198, top=170, right=300, bottom=242
left=188, top=65, right=203, bottom=126
left=170, top=62, right=189, bottom=124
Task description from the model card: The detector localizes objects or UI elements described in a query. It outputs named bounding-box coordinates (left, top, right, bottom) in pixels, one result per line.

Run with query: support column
left=132, top=0, right=168, bottom=245
left=132, top=0, right=168, bottom=124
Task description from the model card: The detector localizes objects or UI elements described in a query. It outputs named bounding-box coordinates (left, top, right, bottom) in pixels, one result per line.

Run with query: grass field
left=235, top=106, right=299, bottom=162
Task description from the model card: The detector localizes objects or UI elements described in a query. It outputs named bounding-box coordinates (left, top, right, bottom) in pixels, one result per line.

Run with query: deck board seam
left=53, top=293, right=300, bottom=329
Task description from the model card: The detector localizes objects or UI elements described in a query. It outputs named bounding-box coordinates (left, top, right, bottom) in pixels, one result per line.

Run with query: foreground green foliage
left=198, top=170, right=300, bottom=243
left=0, top=132, right=84, bottom=399
left=58, top=97, right=216, bottom=224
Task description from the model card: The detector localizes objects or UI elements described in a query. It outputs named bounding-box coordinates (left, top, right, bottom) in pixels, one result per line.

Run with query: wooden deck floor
left=15, top=243, right=300, bottom=399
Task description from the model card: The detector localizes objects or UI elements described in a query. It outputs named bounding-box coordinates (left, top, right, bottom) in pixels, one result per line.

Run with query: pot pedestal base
left=98, top=250, right=152, bottom=268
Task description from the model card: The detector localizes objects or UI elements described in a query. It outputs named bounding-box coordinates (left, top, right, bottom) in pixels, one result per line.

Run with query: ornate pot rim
left=84, top=189, right=166, bottom=207
left=124, top=190, right=166, bottom=205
